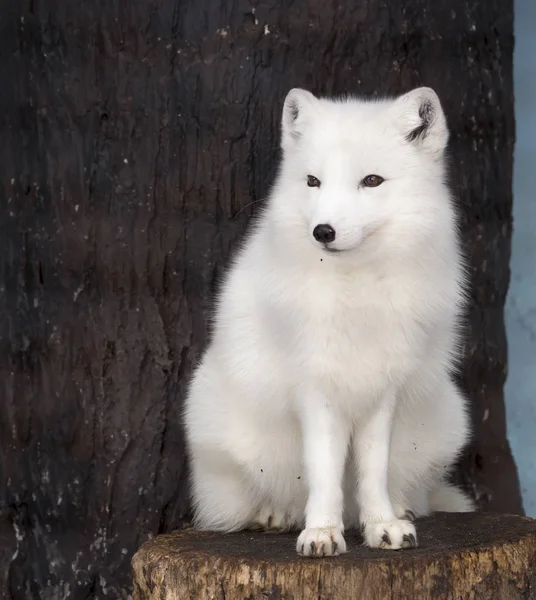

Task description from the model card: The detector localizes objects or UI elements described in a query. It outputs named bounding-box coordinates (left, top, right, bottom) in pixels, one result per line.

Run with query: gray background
left=505, top=0, right=536, bottom=517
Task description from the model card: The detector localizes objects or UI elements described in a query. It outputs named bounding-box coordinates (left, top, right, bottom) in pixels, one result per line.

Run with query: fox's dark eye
left=363, top=175, right=384, bottom=188
left=307, top=175, right=321, bottom=188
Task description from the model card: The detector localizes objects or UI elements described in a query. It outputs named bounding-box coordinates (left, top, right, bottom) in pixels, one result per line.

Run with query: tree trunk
left=0, top=0, right=521, bottom=598
left=132, top=513, right=536, bottom=600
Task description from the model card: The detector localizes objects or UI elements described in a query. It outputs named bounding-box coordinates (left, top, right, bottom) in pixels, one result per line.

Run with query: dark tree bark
left=0, top=0, right=521, bottom=598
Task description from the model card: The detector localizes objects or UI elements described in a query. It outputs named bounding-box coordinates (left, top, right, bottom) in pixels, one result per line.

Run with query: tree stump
left=132, top=513, right=536, bottom=600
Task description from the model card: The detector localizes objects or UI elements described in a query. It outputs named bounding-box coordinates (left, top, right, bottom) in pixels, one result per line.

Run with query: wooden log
left=132, top=512, right=536, bottom=600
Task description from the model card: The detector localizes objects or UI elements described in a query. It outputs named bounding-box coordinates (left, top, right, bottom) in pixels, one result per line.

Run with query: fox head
left=273, top=87, right=452, bottom=258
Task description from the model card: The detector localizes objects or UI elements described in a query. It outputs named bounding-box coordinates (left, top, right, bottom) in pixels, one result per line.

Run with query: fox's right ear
left=281, top=88, right=318, bottom=149
left=390, top=87, right=449, bottom=157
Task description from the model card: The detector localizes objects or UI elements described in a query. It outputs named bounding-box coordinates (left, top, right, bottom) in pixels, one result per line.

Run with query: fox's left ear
left=391, top=87, right=449, bottom=156
left=281, top=88, right=319, bottom=151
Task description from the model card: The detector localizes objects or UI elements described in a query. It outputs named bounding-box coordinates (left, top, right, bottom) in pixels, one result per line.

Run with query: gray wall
left=505, top=0, right=536, bottom=517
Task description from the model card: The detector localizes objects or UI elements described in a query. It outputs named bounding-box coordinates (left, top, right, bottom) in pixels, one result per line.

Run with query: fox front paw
left=296, top=526, right=347, bottom=557
left=361, top=519, right=417, bottom=550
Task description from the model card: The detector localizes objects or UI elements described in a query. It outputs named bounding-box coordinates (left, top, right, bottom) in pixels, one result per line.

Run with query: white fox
left=184, top=86, right=474, bottom=557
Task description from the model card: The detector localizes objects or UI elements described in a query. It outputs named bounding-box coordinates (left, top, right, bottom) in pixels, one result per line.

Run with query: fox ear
left=391, top=87, right=449, bottom=156
left=281, top=88, right=319, bottom=149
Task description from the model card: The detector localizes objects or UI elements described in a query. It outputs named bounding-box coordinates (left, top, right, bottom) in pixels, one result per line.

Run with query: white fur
left=184, top=87, right=475, bottom=557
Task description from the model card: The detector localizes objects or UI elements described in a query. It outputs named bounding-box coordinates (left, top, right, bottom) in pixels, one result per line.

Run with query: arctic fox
left=184, top=86, right=474, bottom=557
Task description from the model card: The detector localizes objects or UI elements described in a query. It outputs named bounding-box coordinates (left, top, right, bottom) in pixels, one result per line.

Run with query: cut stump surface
left=132, top=512, right=536, bottom=599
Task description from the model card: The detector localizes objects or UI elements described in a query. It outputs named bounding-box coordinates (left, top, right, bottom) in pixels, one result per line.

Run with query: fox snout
left=312, top=224, right=336, bottom=243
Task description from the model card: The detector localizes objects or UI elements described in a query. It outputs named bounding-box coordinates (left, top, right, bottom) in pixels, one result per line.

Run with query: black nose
left=313, top=224, right=336, bottom=243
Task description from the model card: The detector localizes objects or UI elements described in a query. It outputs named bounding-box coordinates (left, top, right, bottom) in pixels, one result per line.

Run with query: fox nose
left=313, top=224, right=336, bottom=243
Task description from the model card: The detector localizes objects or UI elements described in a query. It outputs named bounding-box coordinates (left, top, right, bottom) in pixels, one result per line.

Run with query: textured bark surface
left=132, top=513, right=536, bottom=600
left=0, top=0, right=520, bottom=598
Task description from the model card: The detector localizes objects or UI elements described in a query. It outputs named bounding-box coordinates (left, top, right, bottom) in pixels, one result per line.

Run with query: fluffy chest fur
left=216, top=233, right=447, bottom=414
left=262, top=261, right=432, bottom=402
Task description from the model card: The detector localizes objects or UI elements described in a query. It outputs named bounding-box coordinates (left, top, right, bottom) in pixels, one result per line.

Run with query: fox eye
left=362, top=175, right=384, bottom=188
left=307, top=175, right=321, bottom=188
